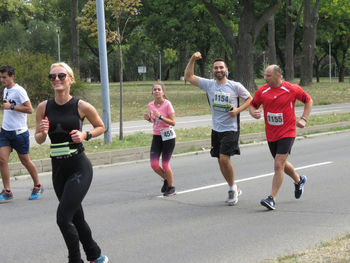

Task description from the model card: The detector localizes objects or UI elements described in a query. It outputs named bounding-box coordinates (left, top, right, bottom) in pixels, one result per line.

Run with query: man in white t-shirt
left=184, top=52, right=252, bottom=206
left=0, top=65, right=43, bottom=201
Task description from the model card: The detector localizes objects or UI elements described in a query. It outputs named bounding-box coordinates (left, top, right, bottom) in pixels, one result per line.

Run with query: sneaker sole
left=164, top=192, right=176, bottom=197
left=0, top=198, right=13, bottom=203
left=260, top=200, right=275, bottom=210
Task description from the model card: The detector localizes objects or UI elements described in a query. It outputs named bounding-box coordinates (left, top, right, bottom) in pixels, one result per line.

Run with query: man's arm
left=229, top=96, right=252, bottom=118
left=184, top=52, right=202, bottom=87
left=297, top=98, right=313, bottom=128
left=2, top=100, right=33, bottom=114
left=249, top=105, right=262, bottom=119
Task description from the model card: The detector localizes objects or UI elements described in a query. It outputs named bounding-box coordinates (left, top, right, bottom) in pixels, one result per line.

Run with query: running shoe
left=294, top=175, right=307, bottom=199
left=161, top=179, right=168, bottom=193
left=29, top=184, right=44, bottom=200
left=226, top=188, right=242, bottom=206
left=260, top=195, right=275, bottom=210
left=0, top=189, right=13, bottom=201
left=163, top=186, right=176, bottom=197
left=91, top=254, right=109, bottom=263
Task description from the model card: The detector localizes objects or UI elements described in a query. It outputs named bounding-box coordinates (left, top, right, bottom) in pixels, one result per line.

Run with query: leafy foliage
left=0, top=50, right=86, bottom=105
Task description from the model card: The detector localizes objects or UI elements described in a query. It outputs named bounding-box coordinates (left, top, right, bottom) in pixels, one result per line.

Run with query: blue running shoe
left=260, top=195, right=275, bottom=210
left=29, top=184, right=44, bottom=200
left=91, top=254, right=109, bottom=263
left=294, top=175, right=307, bottom=199
left=0, top=189, right=13, bottom=201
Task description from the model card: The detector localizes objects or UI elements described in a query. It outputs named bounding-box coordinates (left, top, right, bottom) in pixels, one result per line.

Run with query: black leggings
left=52, top=152, right=101, bottom=263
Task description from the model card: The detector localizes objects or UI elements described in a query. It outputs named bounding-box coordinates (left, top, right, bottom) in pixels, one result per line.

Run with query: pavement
left=10, top=103, right=350, bottom=177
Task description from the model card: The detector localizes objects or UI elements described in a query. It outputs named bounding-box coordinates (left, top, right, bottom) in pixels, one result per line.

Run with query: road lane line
left=158, top=161, right=333, bottom=197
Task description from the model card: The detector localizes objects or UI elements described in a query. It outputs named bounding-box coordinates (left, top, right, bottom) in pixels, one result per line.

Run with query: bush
left=0, top=50, right=87, bottom=105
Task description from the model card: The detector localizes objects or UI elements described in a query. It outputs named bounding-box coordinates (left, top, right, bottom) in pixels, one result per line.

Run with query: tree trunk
left=300, top=0, right=320, bottom=86
left=71, top=0, right=80, bottom=74
left=267, top=16, right=277, bottom=65
left=237, top=2, right=255, bottom=90
left=202, top=0, right=280, bottom=91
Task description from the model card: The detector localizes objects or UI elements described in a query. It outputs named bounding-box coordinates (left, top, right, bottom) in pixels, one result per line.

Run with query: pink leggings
left=150, top=135, right=175, bottom=172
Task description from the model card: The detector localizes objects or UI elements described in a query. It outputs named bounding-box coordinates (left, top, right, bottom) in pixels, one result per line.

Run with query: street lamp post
left=328, top=40, right=332, bottom=83
left=56, top=27, right=61, bottom=62
left=159, top=50, right=162, bottom=81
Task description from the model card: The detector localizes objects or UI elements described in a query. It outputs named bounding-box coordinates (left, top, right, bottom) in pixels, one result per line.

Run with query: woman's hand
left=144, top=113, right=152, bottom=122
left=69, top=130, right=85, bottom=143
left=39, top=116, right=50, bottom=135
left=152, top=110, right=160, bottom=118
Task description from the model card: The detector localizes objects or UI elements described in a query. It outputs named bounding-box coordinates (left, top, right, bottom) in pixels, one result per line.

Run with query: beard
left=214, top=71, right=226, bottom=80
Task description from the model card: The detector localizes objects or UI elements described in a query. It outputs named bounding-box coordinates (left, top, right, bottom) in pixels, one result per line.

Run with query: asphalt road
left=29, top=103, right=350, bottom=145
left=3, top=131, right=350, bottom=263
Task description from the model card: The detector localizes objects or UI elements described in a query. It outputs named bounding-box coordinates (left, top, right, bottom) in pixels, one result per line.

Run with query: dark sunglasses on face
left=48, top=73, right=67, bottom=81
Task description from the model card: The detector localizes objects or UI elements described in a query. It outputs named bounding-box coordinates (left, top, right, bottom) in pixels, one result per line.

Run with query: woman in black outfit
left=35, top=62, right=108, bottom=263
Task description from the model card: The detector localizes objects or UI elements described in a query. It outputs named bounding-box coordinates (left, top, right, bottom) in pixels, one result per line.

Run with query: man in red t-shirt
left=249, top=65, right=313, bottom=210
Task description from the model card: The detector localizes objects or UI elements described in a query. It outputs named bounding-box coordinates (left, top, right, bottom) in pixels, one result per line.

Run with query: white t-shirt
left=198, top=77, right=250, bottom=132
left=2, top=83, right=30, bottom=131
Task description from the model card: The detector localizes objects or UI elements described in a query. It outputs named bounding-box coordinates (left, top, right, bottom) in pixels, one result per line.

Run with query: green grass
left=266, top=233, right=350, bottom=263
left=8, top=112, right=350, bottom=163
left=10, top=78, right=350, bottom=129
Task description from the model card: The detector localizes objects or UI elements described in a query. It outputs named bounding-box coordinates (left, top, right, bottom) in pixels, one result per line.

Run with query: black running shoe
left=294, top=175, right=307, bottom=199
left=260, top=195, right=275, bottom=210
left=163, top=186, right=176, bottom=197
left=161, top=180, right=168, bottom=193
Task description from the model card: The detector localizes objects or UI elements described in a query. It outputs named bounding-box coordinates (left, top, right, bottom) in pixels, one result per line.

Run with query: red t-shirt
left=250, top=81, right=311, bottom=142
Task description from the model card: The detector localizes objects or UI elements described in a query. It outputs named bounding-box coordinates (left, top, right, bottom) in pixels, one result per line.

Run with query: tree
left=202, top=0, right=281, bottom=90
left=284, top=0, right=303, bottom=81
left=267, top=15, right=277, bottom=64
left=71, top=0, right=80, bottom=72
left=318, top=0, right=350, bottom=82
left=299, top=0, right=321, bottom=86
left=79, top=0, right=142, bottom=140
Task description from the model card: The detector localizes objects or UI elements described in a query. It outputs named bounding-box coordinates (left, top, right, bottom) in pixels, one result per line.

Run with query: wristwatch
left=10, top=103, right=15, bottom=110
left=159, top=115, right=163, bottom=120
left=85, top=131, right=92, bottom=141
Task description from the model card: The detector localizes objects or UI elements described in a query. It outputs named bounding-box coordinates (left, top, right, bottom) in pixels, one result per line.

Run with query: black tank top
left=44, top=97, right=84, bottom=147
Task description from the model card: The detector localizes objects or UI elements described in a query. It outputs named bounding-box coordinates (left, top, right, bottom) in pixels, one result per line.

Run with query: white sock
left=229, top=184, right=237, bottom=192
left=232, top=184, right=238, bottom=192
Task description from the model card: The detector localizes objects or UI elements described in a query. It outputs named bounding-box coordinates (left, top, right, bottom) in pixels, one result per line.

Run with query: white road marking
left=158, top=161, right=333, bottom=197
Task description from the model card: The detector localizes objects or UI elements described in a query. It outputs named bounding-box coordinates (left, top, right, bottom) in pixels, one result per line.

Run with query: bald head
left=264, top=64, right=283, bottom=88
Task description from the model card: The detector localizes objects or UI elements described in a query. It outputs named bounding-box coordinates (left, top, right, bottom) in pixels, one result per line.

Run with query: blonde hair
left=50, top=62, right=74, bottom=79
left=152, top=81, right=168, bottom=99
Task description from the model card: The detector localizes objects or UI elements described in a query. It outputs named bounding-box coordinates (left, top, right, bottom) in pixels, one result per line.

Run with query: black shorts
left=268, top=137, right=295, bottom=158
left=210, top=130, right=240, bottom=158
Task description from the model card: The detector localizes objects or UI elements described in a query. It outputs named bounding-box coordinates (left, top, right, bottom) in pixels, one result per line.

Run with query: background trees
left=0, top=0, right=349, bottom=93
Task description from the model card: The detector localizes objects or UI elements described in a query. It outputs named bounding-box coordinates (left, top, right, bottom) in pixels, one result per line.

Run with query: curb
left=9, top=121, right=350, bottom=179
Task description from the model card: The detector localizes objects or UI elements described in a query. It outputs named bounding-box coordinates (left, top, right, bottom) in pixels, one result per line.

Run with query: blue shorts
left=0, top=128, right=30, bottom=154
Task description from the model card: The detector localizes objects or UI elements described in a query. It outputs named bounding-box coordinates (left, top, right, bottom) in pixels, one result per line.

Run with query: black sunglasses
left=48, top=73, right=67, bottom=81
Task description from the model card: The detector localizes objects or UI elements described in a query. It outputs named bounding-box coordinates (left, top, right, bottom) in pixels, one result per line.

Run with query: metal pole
left=57, top=27, right=61, bottom=61
left=96, top=0, right=112, bottom=144
left=328, top=40, right=331, bottom=83
left=159, top=50, right=161, bottom=81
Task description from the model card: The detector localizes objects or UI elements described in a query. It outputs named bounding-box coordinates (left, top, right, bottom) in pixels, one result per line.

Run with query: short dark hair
left=0, top=65, right=15, bottom=77
left=213, top=58, right=227, bottom=67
